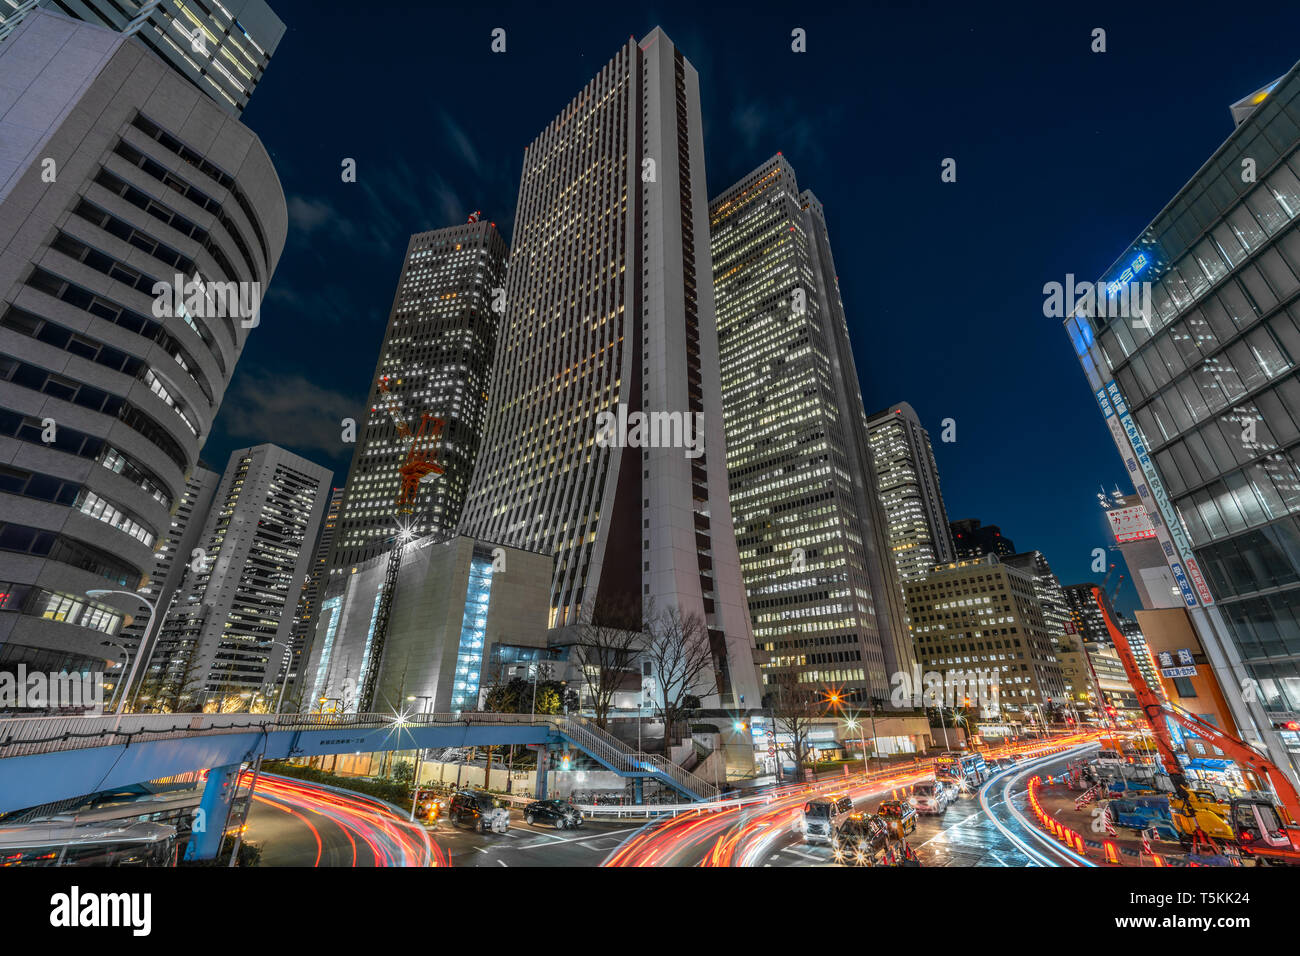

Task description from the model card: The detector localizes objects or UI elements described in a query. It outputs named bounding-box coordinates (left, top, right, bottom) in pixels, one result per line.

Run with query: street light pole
left=87, top=589, right=158, bottom=724
left=407, top=695, right=432, bottom=820
left=99, top=640, right=129, bottom=710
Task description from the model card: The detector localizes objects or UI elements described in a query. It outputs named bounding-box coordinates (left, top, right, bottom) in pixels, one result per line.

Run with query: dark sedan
left=523, top=800, right=584, bottom=830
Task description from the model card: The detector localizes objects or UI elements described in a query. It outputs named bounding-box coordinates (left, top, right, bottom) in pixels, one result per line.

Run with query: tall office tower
left=1066, top=65, right=1300, bottom=774
left=905, top=555, right=1069, bottom=718
left=1062, top=583, right=1114, bottom=643
left=950, top=518, right=1017, bottom=559
left=119, top=463, right=219, bottom=647
left=0, top=0, right=284, bottom=117
left=1003, top=551, right=1072, bottom=640
left=0, top=11, right=286, bottom=677
left=867, top=402, right=956, bottom=581
left=148, top=444, right=330, bottom=702
left=458, top=29, right=762, bottom=709
left=709, top=154, right=913, bottom=704
left=285, top=484, right=341, bottom=693
left=331, top=223, right=508, bottom=570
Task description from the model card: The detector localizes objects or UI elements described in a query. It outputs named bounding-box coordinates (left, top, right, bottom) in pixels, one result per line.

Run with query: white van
left=800, top=792, right=854, bottom=844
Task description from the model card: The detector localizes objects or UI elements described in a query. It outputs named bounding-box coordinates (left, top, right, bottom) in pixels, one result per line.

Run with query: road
left=244, top=739, right=1099, bottom=867
left=247, top=773, right=443, bottom=867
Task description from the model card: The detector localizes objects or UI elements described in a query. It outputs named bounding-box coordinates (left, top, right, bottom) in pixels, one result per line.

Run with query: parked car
left=447, top=790, right=510, bottom=834
left=908, top=781, right=948, bottom=815
left=876, top=799, right=918, bottom=837
left=830, top=814, right=893, bottom=866
left=523, top=799, right=583, bottom=830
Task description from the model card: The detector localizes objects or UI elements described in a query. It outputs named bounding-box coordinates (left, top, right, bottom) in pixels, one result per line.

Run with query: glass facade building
left=710, top=155, right=913, bottom=704
left=1067, top=62, right=1300, bottom=769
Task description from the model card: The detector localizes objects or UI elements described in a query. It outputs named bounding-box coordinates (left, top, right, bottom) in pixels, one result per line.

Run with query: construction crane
left=1092, top=585, right=1300, bottom=864
left=356, top=376, right=446, bottom=713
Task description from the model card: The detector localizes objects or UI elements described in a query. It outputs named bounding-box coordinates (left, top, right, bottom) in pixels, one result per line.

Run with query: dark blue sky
left=208, top=0, right=1300, bottom=614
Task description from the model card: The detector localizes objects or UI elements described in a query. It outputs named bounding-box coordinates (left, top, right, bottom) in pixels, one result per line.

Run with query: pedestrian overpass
left=0, top=710, right=720, bottom=858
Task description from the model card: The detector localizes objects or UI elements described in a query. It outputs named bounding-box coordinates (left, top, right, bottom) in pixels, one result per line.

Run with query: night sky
left=206, top=0, right=1300, bottom=615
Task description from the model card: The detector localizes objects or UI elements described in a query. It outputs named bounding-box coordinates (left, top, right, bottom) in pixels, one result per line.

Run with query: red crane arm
left=1092, top=587, right=1300, bottom=825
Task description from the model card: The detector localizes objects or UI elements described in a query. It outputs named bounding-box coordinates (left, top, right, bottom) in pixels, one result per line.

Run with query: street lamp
left=86, top=589, right=158, bottom=719
left=845, top=718, right=868, bottom=776
left=406, top=695, right=433, bottom=820
left=99, top=640, right=129, bottom=710
left=262, top=639, right=294, bottom=714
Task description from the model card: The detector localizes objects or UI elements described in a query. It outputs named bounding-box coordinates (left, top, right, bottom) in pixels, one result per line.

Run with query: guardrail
left=0, top=709, right=722, bottom=801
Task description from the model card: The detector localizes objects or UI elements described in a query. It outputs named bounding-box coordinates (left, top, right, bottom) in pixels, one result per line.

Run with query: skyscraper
left=119, top=463, right=220, bottom=647
left=709, top=154, right=913, bottom=704
left=950, top=518, right=1017, bottom=559
left=1003, top=551, right=1072, bottom=640
left=1066, top=64, right=1300, bottom=773
left=0, top=0, right=285, bottom=116
left=331, top=223, right=507, bottom=570
left=0, top=11, right=286, bottom=677
left=148, top=444, right=330, bottom=702
left=867, top=402, right=956, bottom=582
left=458, top=28, right=762, bottom=709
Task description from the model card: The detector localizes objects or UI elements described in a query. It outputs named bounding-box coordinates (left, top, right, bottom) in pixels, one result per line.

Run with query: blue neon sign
left=1106, top=252, right=1149, bottom=297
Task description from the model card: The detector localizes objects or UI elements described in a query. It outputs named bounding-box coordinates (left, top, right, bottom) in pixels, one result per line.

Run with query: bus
left=0, top=820, right=178, bottom=866
left=935, top=751, right=987, bottom=788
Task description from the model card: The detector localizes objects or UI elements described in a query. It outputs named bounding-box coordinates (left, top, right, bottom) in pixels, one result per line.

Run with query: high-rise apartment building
left=119, top=463, right=219, bottom=647
left=867, top=402, right=956, bottom=582
left=458, top=28, right=762, bottom=709
left=0, top=0, right=285, bottom=116
left=905, top=555, right=1069, bottom=717
left=1062, top=583, right=1114, bottom=643
left=1066, top=63, right=1300, bottom=772
left=332, top=223, right=508, bottom=570
left=0, top=11, right=286, bottom=677
left=950, top=518, right=1017, bottom=559
left=147, top=444, right=329, bottom=701
left=709, top=155, right=912, bottom=703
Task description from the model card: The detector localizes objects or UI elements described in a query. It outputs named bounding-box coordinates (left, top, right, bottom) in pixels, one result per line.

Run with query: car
left=800, top=793, right=855, bottom=844
left=830, top=814, right=893, bottom=866
left=876, top=799, right=918, bottom=837
left=936, top=779, right=961, bottom=804
left=523, top=799, right=584, bottom=830
left=446, top=790, right=511, bottom=834
left=908, top=781, right=948, bottom=815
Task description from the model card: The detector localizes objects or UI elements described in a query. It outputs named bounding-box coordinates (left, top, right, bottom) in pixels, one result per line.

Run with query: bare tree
left=767, top=669, right=822, bottom=776
left=574, top=617, right=642, bottom=729
left=644, top=606, right=717, bottom=751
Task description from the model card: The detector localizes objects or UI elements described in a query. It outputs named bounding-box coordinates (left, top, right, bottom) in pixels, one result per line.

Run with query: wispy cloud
left=218, top=368, right=363, bottom=458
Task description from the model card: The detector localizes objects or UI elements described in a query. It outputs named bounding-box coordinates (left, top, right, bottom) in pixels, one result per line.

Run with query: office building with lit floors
left=457, top=28, right=762, bottom=715
left=146, top=444, right=329, bottom=708
left=866, top=402, right=956, bottom=583
left=949, top=518, right=1016, bottom=559
left=0, top=11, right=286, bottom=683
left=905, top=555, right=1069, bottom=721
left=1065, top=62, right=1300, bottom=774
left=709, top=154, right=913, bottom=706
left=331, top=222, right=508, bottom=571
left=285, top=484, right=341, bottom=696
left=0, top=0, right=285, bottom=118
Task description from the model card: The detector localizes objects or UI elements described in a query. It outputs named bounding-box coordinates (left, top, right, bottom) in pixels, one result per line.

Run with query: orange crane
left=376, top=376, right=445, bottom=514
left=1092, top=586, right=1300, bottom=863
